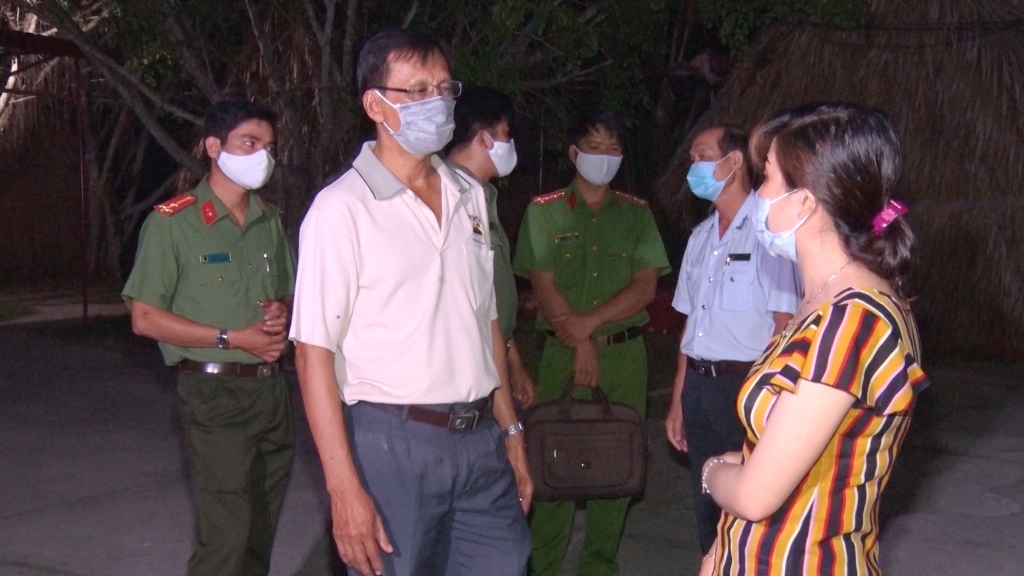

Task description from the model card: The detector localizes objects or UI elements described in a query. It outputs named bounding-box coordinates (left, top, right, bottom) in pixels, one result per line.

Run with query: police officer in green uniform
left=122, top=99, right=296, bottom=576
left=514, top=106, right=670, bottom=576
left=446, top=86, right=535, bottom=408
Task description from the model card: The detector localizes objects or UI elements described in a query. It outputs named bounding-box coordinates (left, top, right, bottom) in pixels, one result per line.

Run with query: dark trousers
left=345, top=401, right=531, bottom=576
left=176, top=370, right=294, bottom=576
left=680, top=364, right=747, bottom=554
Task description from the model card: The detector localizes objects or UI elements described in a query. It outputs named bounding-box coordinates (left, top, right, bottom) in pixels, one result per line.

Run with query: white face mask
left=753, top=190, right=813, bottom=262
left=484, top=132, right=518, bottom=177
left=573, top=147, right=622, bottom=186
left=216, top=148, right=275, bottom=190
left=377, top=92, right=455, bottom=156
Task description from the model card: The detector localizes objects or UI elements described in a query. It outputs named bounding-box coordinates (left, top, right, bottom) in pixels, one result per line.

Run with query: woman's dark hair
left=356, top=29, right=448, bottom=95
left=750, top=102, right=917, bottom=298
left=203, top=98, right=277, bottom=143
left=567, top=105, right=625, bottom=148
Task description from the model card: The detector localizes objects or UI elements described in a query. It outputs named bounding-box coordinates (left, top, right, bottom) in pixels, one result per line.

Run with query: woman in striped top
left=698, top=103, right=929, bottom=576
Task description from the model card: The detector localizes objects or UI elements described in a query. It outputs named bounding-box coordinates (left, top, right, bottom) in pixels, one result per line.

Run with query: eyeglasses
left=372, top=80, right=462, bottom=101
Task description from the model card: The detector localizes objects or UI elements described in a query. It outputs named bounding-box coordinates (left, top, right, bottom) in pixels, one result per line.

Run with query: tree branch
left=159, top=0, right=219, bottom=101
left=19, top=0, right=204, bottom=175
left=522, top=58, right=614, bottom=89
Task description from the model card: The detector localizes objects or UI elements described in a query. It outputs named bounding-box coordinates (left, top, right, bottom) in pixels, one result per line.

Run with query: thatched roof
left=655, top=0, right=1024, bottom=360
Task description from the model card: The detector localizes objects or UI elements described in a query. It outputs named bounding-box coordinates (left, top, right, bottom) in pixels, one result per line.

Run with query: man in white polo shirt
left=289, top=30, right=532, bottom=576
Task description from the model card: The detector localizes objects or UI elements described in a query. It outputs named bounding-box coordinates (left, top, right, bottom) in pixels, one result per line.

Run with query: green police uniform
left=448, top=161, right=518, bottom=339
left=514, top=184, right=670, bottom=576
left=122, top=176, right=296, bottom=576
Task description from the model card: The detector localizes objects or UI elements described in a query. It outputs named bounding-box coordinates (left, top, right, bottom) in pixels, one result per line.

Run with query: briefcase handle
left=558, top=378, right=614, bottom=417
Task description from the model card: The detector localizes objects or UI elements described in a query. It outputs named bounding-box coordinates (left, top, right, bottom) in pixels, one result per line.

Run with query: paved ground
left=1, top=306, right=1022, bottom=575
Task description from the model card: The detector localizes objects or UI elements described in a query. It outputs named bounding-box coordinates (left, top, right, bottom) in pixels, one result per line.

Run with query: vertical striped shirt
left=716, top=288, right=929, bottom=576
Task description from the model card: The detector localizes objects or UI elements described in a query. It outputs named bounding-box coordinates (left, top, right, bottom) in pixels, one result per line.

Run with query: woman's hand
left=698, top=537, right=720, bottom=576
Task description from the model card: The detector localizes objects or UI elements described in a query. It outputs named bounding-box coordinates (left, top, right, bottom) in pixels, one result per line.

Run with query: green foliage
left=697, top=0, right=865, bottom=53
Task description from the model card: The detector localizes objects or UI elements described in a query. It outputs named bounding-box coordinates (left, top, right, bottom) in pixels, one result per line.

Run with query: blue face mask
left=753, top=190, right=813, bottom=262
left=686, top=154, right=736, bottom=202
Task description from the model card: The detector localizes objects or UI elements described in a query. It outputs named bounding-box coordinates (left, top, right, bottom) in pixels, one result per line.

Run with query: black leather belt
left=363, top=397, right=493, bottom=431
left=546, top=326, right=643, bottom=347
left=686, top=356, right=753, bottom=378
left=179, top=359, right=279, bottom=379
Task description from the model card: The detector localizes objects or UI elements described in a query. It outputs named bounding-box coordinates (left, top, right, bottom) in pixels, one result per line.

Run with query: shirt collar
left=446, top=159, right=496, bottom=203
left=353, top=141, right=472, bottom=200
left=193, top=176, right=267, bottom=226
left=566, top=181, right=617, bottom=211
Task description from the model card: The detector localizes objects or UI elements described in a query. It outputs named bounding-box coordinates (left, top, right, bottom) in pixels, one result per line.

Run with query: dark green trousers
left=529, top=336, right=647, bottom=576
left=176, top=369, right=294, bottom=576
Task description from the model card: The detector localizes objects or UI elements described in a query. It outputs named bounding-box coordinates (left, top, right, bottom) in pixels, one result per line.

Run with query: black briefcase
left=525, top=380, right=647, bottom=501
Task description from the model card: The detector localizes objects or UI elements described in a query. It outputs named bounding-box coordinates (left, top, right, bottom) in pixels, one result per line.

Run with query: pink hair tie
left=872, top=199, right=908, bottom=235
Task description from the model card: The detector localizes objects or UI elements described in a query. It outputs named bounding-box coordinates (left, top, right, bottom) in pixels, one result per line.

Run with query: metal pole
left=75, top=59, right=88, bottom=322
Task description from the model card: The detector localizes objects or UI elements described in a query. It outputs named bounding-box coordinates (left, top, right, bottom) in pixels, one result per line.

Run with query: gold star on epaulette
left=532, top=190, right=567, bottom=205
left=154, top=193, right=197, bottom=216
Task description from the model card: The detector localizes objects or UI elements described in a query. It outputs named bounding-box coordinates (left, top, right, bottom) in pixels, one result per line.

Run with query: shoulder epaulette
left=154, top=193, right=197, bottom=216
left=532, top=190, right=567, bottom=205
left=613, top=191, right=648, bottom=207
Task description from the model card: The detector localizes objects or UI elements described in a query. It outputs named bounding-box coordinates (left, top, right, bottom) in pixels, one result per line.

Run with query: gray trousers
left=345, top=401, right=531, bottom=576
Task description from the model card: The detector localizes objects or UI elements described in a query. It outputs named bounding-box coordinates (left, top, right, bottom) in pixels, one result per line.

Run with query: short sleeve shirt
left=672, top=193, right=800, bottom=362
left=716, top=288, right=929, bottom=576
left=448, top=162, right=518, bottom=340
left=513, top=185, right=671, bottom=336
left=122, top=176, right=296, bottom=365
left=288, top=142, right=499, bottom=405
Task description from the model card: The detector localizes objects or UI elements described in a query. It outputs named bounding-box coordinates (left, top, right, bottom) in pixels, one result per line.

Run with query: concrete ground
left=1, top=307, right=1022, bottom=575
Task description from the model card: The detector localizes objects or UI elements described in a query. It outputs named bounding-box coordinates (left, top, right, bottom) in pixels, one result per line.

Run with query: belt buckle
left=256, top=364, right=273, bottom=379
left=448, top=410, right=479, bottom=431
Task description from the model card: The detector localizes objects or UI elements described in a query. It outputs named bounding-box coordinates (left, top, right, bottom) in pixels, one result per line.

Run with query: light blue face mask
left=686, top=153, right=736, bottom=202
left=753, top=190, right=813, bottom=262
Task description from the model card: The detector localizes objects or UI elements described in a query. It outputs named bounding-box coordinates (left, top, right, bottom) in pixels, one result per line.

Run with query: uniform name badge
left=555, top=232, right=579, bottom=243
left=200, top=252, right=232, bottom=264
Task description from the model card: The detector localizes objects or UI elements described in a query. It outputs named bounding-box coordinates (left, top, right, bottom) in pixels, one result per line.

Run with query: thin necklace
left=784, top=259, right=853, bottom=337
left=803, top=259, right=853, bottom=306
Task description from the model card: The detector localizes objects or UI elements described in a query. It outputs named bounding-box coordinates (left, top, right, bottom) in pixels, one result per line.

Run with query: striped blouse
left=715, top=288, right=929, bottom=576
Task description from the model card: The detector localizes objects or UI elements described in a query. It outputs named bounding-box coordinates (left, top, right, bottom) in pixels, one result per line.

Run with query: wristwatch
left=501, top=421, right=525, bottom=438
left=216, top=328, right=229, bottom=350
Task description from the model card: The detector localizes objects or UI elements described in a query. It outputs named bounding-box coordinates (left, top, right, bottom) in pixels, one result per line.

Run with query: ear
left=796, top=188, right=818, bottom=217
left=567, top=145, right=577, bottom=163
left=204, top=136, right=221, bottom=160
left=363, top=91, right=385, bottom=124
left=475, top=130, right=492, bottom=151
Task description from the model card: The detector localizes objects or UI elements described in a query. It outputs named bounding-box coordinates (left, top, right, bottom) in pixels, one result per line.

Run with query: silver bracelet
left=501, top=421, right=525, bottom=438
left=701, top=457, right=727, bottom=495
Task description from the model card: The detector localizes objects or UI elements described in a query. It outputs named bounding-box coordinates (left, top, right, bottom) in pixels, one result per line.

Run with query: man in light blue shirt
left=664, top=125, right=800, bottom=554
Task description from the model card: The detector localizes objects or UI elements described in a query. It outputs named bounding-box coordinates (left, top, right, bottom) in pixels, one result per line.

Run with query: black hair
left=717, top=124, right=755, bottom=187
left=446, top=86, right=514, bottom=153
left=750, top=102, right=917, bottom=298
left=203, top=98, right=277, bottom=143
left=356, top=29, right=448, bottom=95
left=566, top=105, right=625, bottom=148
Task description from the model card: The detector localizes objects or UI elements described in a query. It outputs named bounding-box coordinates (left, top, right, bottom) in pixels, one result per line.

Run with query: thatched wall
left=655, top=1, right=1024, bottom=360
left=0, top=121, right=82, bottom=283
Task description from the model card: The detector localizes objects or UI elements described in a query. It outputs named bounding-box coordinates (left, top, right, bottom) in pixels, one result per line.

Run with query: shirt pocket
left=602, top=246, right=633, bottom=287
left=195, top=262, right=244, bottom=300
left=462, top=240, right=494, bottom=311
left=720, top=261, right=756, bottom=313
